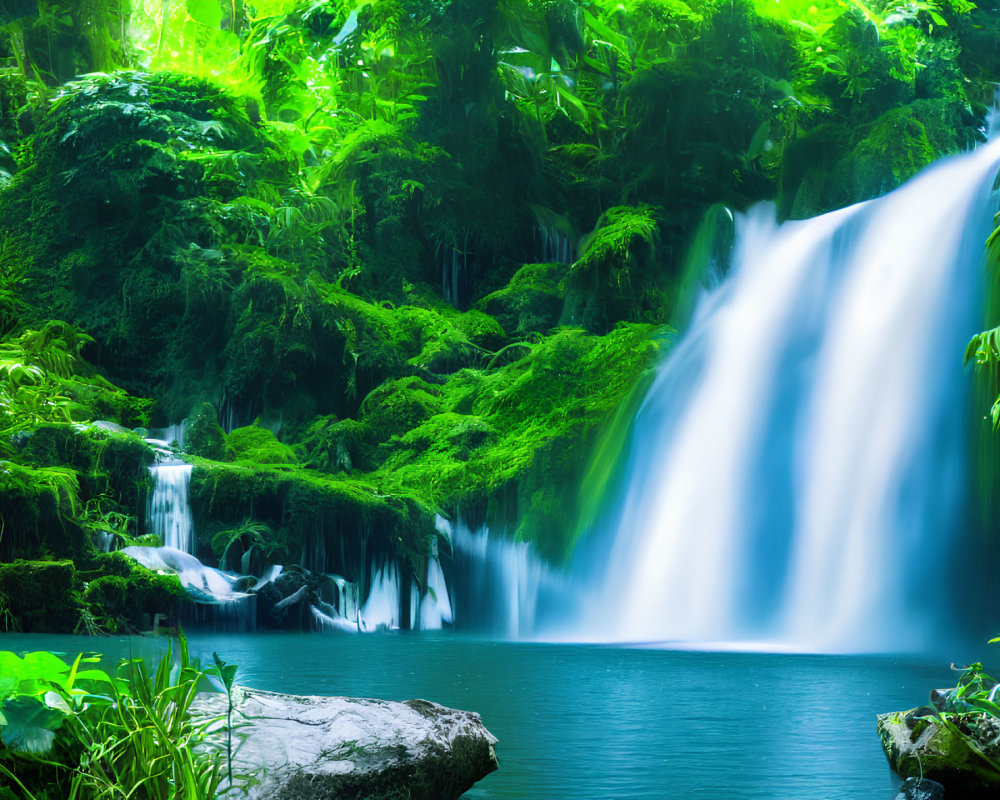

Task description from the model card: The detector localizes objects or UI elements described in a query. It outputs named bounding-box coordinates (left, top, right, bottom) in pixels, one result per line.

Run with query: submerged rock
left=878, top=708, right=1000, bottom=798
left=194, top=687, right=498, bottom=800
left=894, top=777, right=945, bottom=800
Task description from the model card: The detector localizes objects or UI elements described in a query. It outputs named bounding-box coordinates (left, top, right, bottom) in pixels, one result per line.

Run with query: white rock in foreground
left=193, top=687, right=498, bottom=799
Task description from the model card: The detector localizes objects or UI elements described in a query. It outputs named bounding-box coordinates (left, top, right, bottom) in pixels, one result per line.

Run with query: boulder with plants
left=879, top=661, right=1000, bottom=798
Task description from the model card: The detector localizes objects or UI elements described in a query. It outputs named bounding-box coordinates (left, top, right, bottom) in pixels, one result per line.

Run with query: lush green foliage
left=0, top=0, right=996, bottom=629
left=907, top=659, right=1000, bottom=782
left=0, top=637, right=235, bottom=800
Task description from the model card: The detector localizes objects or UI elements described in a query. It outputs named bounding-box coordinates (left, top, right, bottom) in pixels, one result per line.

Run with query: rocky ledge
left=878, top=708, right=1000, bottom=798
left=193, top=687, right=499, bottom=800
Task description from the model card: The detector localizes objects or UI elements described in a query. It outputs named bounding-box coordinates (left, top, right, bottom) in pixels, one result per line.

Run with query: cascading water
left=450, top=516, right=565, bottom=638
left=559, top=139, right=1000, bottom=652
left=147, top=463, right=194, bottom=554
left=539, top=221, right=574, bottom=264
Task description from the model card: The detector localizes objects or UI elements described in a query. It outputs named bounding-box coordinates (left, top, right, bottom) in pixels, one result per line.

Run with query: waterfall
left=451, top=518, right=566, bottom=638
left=539, top=221, right=573, bottom=264
left=563, top=139, right=1000, bottom=652
left=146, top=423, right=185, bottom=452
left=147, top=463, right=195, bottom=554
left=442, top=247, right=465, bottom=307
left=360, top=561, right=401, bottom=630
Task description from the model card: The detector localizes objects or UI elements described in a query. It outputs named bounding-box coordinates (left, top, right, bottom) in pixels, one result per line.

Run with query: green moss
left=188, top=460, right=437, bottom=580
left=564, top=206, right=665, bottom=332
left=848, top=106, right=937, bottom=200
left=0, top=72, right=291, bottom=420
left=0, top=560, right=79, bottom=633
left=359, top=377, right=445, bottom=444
left=297, top=416, right=369, bottom=473
left=226, top=424, right=297, bottom=465
left=184, top=402, right=227, bottom=460
left=366, top=323, right=668, bottom=561
left=0, top=461, right=86, bottom=561
left=82, top=574, right=128, bottom=620
left=86, top=551, right=189, bottom=630
left=783, top=99, right=976, bottom=218
left=476, top=263, right=567, bottom=336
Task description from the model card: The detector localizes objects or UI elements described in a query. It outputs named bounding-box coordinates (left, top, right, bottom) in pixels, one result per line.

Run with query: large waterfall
left=552, top=139, right=1000, bottom=652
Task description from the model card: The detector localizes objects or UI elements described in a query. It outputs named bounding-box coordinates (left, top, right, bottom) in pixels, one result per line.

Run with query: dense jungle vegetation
left=1, top=0, right=1000, bottom=635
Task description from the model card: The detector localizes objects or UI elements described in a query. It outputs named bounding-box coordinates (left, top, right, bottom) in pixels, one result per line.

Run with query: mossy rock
left=82, top=574, right=129, bottom=620
left=297, top=416, right=370, bottom=473
left=88, top=551, right=189, bottom=629
left=188, top=461, right=436, bottom=580
left=0, top=560, right=80, bottom=632
left=879, top=708, right=1000, bottom=798
left=563, top=206, right=665, bottom=332
left=476, top=262, right=567, bottom=336
left=359, top=377, right=445, bottom=444
left=453, top=309, right=505, bottom=351
left=847, top=106, right=937, bottom=201
left=185, top=403, right=227, bottom=460
left=227, top=424, right=297, bottom=465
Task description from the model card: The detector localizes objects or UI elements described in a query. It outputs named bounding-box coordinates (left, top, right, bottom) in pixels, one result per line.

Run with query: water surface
left=1, top=632, right=963, bottom=799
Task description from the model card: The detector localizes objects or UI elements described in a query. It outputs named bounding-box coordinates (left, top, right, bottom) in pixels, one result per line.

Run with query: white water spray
left=566, top=140, right=1000, bottom=652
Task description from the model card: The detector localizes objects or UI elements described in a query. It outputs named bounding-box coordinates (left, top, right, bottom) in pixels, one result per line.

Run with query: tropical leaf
left=0, top=695, right=67, bottom=754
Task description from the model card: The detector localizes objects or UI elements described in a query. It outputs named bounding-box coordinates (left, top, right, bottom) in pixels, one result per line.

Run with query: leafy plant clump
left=0, top=636, right=240, bottom=800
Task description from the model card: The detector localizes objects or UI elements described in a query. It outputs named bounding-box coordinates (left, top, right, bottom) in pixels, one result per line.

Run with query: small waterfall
left=451, top=517, right=565, bottom=638
left=442, top=247, right=466, bottom=306
left=311, top=574, right=362, bottom=632
left=539, top=221, right=573, bottom=264
left=360, top=561, right=401, bottom=630
left=94, top=531, right=115, bottom=553
left=532, top=205, right=575, bottom=264
left=147, top=463, right=195, bottom=554
left=564, top=139, right=1000, bottom=652
left=122, top=546, right=250, bottom=604
left=418, top=555, right=454, bottom=630
left=146, top=423, right=185, bottom=452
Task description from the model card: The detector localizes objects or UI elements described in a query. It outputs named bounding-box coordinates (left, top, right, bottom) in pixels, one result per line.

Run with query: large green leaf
left=186, top=0, right=223, bottom=29
left=0, top=695, right=67, bottom=754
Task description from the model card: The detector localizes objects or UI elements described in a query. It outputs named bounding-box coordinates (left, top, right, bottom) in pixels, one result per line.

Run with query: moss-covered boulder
left=476, top=262, right=567, bottom=336
left=184, top=403, right=227, bottom=461
left=563, top=205, right=665, bottom=332
left=878, top=708, right=1000, bottom=798
left=297, top=416, right=369, bottom=474
left=226, top=424, right=297, bottom=465
left=83, top=551, right=189, bottom=632
left=848, top=107, right=938, bottom=201
left=360, top=377, right=445, bottom=445
left=189, top=461, right=437, bottom=580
